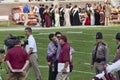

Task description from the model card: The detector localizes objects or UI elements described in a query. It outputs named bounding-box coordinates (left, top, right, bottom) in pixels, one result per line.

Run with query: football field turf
left=0, top=26, right=119, bottom=80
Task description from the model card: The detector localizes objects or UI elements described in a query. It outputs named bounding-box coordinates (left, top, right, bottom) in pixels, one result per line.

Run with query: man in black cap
left=91, top=32, right=109, bottom=75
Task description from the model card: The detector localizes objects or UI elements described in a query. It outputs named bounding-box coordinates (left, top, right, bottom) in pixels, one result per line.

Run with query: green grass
left=0, top=26, right=119, bottom=80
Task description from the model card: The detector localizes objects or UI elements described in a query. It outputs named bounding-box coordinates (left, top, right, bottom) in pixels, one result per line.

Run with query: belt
left=95, top=58, right=106, bottom=63
left=30, top=52, right=36, bottom=55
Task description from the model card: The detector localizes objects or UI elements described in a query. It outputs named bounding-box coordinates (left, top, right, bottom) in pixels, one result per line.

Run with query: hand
left=62, top=68, right=67, bottom=74
left=91, top=65, right=94, bottom=70
left=11, top=69, right=23, bottom=73
left=48, top=62, right=51, bottom=66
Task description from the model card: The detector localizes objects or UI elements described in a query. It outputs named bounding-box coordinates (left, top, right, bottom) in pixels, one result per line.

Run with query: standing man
left=112, top=32, right=120, bottom=80
left=39, top=4, right=45, bottom=27
left=23, top=4, right=30, bottom=27
left=91, top=32, right=109, bottom=74
left=25, top=27, right=42, bottom=80
left=47, top=33, right=61, bottom=80
left=5, top=38, right=29, bottom=80
left=56, top=35, right=71, bottom=80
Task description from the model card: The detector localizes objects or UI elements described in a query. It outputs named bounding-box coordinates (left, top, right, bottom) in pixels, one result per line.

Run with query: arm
left=112, top=49, right=120, bottom=63
left=62, top=62, right=69, bottom=73
left=21, top=60, right=29, bottom=71
left=28, top=48, right=33, bottom=55
left=6, top=61, right=13, bottom=71
left=104, top=46, right=109, bottom=64
left=47, top=43, right=57, bottom=57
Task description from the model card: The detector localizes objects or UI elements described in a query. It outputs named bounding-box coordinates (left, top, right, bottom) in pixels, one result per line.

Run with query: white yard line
left=75, top=51, right=91, bottom=54
left=66, top=31, right=83, bottom=34
left=38, top=65, right=95, bottom=75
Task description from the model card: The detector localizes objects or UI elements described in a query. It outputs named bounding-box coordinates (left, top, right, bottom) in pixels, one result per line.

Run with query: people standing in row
left=91, top=32, right=109, bottom=74
left=25, top=27, right=42, bottom=80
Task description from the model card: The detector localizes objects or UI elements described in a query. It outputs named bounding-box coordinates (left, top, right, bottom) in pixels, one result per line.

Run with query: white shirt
left=33, top=6, right=39, bottom=13
left=26, top=35, right=37, bottom=53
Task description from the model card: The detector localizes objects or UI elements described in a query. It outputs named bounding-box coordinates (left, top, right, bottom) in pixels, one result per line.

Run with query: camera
left=4, top=34, right=28, bottom=49
left=0, top=48, right=5, bottom=54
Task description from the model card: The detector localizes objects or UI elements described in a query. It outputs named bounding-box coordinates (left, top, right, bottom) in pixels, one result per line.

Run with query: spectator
left=23, top=4, right=30, bottom=27
left=39, top=4, right=45, bottom=27
left=54, top=5, right=60, bottom=27
left=49, top=4, right=55, bottom=27
left=104, top=2, right=111, bottom=26
left=43, top=5, right=51, bottom=27
left=64, top=4, right=71, bottom=27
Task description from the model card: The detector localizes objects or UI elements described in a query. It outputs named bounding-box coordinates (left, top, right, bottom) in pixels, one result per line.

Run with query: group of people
left=91, top=32, right=120, bottom=80
left=4, top=27, right=42, bottom=80
left=23, top=1, right=115, bottom=27
left=2, top=28, right=120, bottom=80
left=46, top=32, right=74, bottom=80
left=0, top=27, right=74, bottom=80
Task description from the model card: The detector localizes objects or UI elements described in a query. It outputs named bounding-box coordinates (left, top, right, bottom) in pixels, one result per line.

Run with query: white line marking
left=66, top=31, right=83, bottom=34
left=72, top=70, right=95, bottom=75
left=38, top=65, right=95, bottom=75
left=84, top=63, right=91, bottom=65
left=75, top=51, right=91, bottom=54
left=0, top=26, right=118, bottom=31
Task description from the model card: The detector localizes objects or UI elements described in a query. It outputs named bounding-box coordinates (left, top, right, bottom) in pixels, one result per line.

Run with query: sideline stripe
left=0, top=26, right=119, bottom=31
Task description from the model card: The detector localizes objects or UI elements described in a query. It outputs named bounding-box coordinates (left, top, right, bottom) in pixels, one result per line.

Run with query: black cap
left=116, top=32, right=120, bottom=40
left=96, top=32, right=103, bottom=39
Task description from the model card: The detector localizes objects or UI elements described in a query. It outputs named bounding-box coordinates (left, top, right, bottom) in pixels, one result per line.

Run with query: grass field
left=0, top=26, right=119, bottom=80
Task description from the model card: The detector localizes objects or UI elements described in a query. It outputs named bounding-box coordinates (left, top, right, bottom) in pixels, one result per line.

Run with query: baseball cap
left=59, top=35, right=67, bottom=42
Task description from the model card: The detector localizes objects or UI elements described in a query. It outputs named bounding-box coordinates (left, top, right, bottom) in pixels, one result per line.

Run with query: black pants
left=48, top=61, right=58, bottom=80
left=40, top=16, right=44, bottom=27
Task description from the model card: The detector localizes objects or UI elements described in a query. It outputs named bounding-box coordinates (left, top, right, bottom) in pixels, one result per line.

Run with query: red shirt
left=5, top=46, right=29, bottom=69
left=58, top=43, right=70, bottom=63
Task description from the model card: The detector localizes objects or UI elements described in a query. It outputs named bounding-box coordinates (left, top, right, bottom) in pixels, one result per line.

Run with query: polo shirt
left=58, top=42, right=70, bottom=63
left=5, top=46, right=29, bottom=69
